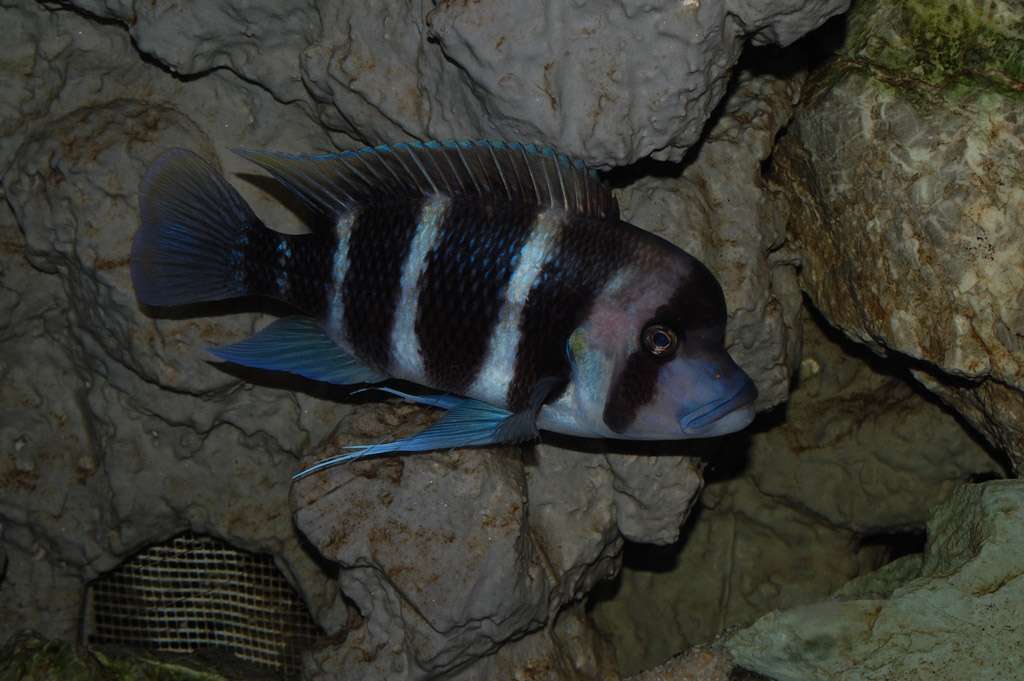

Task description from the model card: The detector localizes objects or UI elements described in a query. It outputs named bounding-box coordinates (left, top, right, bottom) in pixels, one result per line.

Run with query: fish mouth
left=679, top=378, right=759, bottom=437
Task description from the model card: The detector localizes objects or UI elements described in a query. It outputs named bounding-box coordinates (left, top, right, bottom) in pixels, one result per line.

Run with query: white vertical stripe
left=388, top=196, right=450, bottom=380
left=324, top=211, right=357, bottom=344
left=465, top=210, right=564, bottom=408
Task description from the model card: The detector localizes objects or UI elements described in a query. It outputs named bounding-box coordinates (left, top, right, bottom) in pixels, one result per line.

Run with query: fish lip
left=678, top=378, right=759, bottom=435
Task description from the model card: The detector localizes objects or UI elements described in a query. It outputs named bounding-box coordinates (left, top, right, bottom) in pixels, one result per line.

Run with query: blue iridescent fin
left=206, top=316, right=384, bottom=385
left=292, top=378, right=564, bottom=479
left=232, top=141, right=618, bottom=222
left=132, top=149, right=258, bottom=306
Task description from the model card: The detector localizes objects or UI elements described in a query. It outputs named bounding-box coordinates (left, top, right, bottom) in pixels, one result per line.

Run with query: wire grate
left=83, top=532, right=319, bottom=677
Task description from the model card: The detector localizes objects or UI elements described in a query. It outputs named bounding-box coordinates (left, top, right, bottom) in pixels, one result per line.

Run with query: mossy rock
left=0, top=631, right=285, bottom=681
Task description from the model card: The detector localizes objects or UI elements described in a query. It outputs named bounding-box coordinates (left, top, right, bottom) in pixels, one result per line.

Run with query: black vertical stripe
left=284, top=230, right=337, bottom=319
left=602, top=351, right=660, bottom=433
left=239, top=220, right=284, bottom=298
left=415, top=197, right=538, bottom=392
left=341, top=200, right=423, bottom=370
left=507, top=217, right=632, bottom=412
left=665, top=258, right=726, bottom=331
left=239, top=227, right=337, bottom=320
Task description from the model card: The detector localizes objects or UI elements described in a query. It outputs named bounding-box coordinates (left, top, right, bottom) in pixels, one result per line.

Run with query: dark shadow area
left=585, top=423, right=754, bottom=610
left=703, top=410, right=780, bottom=484
left=859, top=529, right=927, bottom=565
left=802, top=300, right=1014, bottom=478
left=729, top=667, right=778, bottom=681
left=587, top=503, right=707, bottom=611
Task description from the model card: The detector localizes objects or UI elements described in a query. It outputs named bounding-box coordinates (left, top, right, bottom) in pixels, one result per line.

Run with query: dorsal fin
left=232, top=140, right=619, bottom=222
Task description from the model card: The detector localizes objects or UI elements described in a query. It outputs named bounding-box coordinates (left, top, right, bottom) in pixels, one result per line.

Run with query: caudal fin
left=131, top=149, right=259, bottom=307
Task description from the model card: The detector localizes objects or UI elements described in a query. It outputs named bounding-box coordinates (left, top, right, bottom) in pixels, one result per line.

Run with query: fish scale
left=130, top=140, right=758, bottom=478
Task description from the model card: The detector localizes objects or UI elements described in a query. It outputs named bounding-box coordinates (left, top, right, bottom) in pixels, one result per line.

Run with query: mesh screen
left=83, top=532, right=319, bottom=677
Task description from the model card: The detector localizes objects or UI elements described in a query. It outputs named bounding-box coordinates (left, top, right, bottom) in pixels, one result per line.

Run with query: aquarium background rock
left=771, top=0, right=1024, bottom=475
left=58, top=0, right=847, bottom=168
left=724, top=479, right=1024, bottom=681
left=621, top=480, right=1024, bottom=681
left=1, top=0, right=1020, bottom=679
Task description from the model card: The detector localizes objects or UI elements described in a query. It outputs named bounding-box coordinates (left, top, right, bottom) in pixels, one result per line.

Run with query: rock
left=771, top=0, right=1024, bottom=473
left=62, top=0, right=849, bottom=167
left=624, top=647, right=734, bottom=681
left=291, top=399, right=689, bottom=679
left=0, top=0, right=347, bottom=643
left=590, top=309, right=1000, bottom=676
left=724, top=480, right=1024, bottom=681
left=0, top=629, right=280, bottom=681
left=615, top=60, right=806, bottom=412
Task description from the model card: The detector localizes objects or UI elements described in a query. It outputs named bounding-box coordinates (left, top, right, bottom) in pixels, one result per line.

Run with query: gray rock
left=771, top=0, right=1024, bottom=473
left=0, top=0, right=347, bottom=642
left=288, top=399, right=706, bottom=678
left=725, top=480, right=1024, bottom=681
left=62, top=0, right=849, bottom=167
left=616, top=63, right=806, bottom=412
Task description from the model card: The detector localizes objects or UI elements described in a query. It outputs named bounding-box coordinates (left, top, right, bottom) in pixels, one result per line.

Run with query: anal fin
left=293, top=378, right=565, bottom=479
left=207, top=316, right=384, bottom=386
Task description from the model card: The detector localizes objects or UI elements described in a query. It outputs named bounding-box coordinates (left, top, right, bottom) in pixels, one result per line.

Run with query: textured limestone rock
left=725, top=480, right=1024, bottom=681
left=292, top=405, right=623, bottom=680
left=616, top=61, right=806, bottom=412
left=771, top=0, right=1024, bottom=473
left=0, top=629, right=279, bottom=681
left=0, top=0, right=347, bottom=642
left=623, top=647, right=734, bottom=681
left=63, top=0, right=849, bottom=167
left=591, top=310, right=1001, bottom=676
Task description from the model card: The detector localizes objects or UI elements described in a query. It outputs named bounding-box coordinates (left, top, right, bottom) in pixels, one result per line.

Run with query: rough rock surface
left=724, top=480, right=1024, bottom=681
left=62, top=0, right=848, bottom=168
left=0, top=0, right=350, bottom=643
left=293, top=408, right=626, bottom=680
left=0, top=0, right=823, bottom=678
left=624, top=647, right=734, bottom=681
left=0, top=629, right=282, bottom=681
left=591, top=310, right=1000, bottom=675
left=771, top=0, right=1024, bottom=473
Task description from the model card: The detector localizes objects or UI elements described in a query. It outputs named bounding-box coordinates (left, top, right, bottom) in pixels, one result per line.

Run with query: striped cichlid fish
left=131, top=141, right=757, bottom=479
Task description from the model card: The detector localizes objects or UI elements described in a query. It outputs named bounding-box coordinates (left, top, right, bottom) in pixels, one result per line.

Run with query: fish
left=130, top=140, right=758, bottom=479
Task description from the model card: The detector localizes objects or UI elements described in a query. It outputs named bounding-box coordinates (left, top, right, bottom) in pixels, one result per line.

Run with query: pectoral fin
left=207, top=316, right=385, bottom=385
left=566, top=326, right=612, bottom=401
left=293, top=378, right=564, bottom=479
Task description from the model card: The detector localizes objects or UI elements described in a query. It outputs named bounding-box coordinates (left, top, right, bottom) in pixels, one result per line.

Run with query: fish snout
left=678, top=371, right=758, bottom=437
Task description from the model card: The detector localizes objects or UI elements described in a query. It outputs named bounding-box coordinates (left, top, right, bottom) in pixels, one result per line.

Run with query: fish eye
left=642, top=323, right=678, bottom=358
